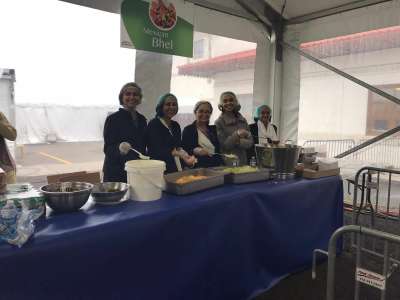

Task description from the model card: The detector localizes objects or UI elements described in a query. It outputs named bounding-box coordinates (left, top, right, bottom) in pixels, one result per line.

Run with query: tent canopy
left=58, top=0, right=400, bottom=143
left=60, top=0, right=391, bottom=24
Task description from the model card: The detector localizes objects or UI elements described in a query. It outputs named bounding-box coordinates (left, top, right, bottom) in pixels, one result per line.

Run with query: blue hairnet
left=253, top=105, right=272, bottom=121
left=155, top=93, right=178, bottom=117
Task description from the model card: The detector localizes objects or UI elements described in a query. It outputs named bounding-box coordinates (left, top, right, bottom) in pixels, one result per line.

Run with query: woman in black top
left=146, top=93, right=196, bottom=173
left=103, top=82, right=147, bottom=182
left=182, top=101, right=224, bottom=168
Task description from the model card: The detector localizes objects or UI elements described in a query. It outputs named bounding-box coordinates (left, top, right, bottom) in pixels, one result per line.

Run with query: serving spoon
left=119, top=142, right=150, bottom=160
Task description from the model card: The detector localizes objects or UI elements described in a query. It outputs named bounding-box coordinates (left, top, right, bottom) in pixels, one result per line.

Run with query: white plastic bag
left=0, top=199, right=44, bottom=247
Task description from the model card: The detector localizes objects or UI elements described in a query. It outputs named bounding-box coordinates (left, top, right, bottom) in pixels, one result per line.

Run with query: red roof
left=178, top=25, right=400, bottom=77
left=177, top=49, right=256, bottom=77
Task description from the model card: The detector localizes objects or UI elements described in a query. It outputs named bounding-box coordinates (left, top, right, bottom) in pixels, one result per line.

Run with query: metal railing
left=303, top=139, right=356, bottom=158
left=313, top=225, right=400, bottom=300
left=313, top=167, right=400, bottom=299
left=303, top=137, right=400, bottom=168
left=351, top=167, right=400, bottom=259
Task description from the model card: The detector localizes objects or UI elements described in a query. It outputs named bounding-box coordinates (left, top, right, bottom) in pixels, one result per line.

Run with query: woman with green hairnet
left=247, top=104, right=279, bottom=163
left=145, top=93, right=196, bottom=173
left=250, top=105, right=279, bottom=145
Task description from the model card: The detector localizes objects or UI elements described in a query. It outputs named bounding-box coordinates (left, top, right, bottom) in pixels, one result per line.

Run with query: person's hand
left=183, top=155, right=197, bottom=167
left=0, top=168, right=6, bottom=193
left=193, top=147, right=210, bottom=157
left=171, top=148, right=180, bottom=157
left=119, top=142, right=132, bottom=155
left=236, top=129, right=250, bottom=138
left=172, top=148, right=191, bottom=160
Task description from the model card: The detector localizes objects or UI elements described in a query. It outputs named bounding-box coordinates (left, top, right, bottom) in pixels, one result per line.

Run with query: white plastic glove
left=172, top=148, right=197, bottom=166
left=119, top=142, right=132, bottom=155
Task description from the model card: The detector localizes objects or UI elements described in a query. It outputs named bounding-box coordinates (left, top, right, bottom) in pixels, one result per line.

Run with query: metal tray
left=213, top=167, right=270, bottom=184
left=164, top=168, right=225, bottom=195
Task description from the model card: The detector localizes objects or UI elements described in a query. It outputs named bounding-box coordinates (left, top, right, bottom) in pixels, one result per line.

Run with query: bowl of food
left=40, top=182, right=93, bottom=213
left=91, top=182, right=129, bottom=204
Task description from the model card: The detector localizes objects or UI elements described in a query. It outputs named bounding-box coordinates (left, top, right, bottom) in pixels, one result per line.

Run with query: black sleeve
left=146, top=120, right=174, bottom=162
left=103, top=115, right=122, bottom=162
left=181, top=125, right=197, bottom=156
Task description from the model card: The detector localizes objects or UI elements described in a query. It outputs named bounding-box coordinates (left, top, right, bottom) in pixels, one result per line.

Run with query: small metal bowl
left=40, top=182, right=93, bottom=213
left=91, top=182, right=129, bottom=204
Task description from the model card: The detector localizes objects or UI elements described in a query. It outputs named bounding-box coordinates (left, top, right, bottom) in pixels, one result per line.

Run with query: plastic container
left=125, top=160, right=166, bottom=201
left=164, top=168, right=225, bottom=195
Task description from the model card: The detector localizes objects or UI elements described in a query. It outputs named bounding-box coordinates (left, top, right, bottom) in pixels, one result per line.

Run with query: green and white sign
left=121, top=0, right=194, bottom=57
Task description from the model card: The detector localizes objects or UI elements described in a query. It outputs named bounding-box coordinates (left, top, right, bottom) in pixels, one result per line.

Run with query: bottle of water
left=250, top=156, right=257, bottom=168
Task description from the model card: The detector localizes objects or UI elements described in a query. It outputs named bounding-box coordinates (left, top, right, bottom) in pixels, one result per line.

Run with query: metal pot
left=255, top=144, right=302, bottom=179
left=272, top=145, right=301, bottom=179
left=255, top=145, right=274, bottom=168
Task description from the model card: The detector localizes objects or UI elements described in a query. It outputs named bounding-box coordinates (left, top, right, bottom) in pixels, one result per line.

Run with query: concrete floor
left=15, top=141, right=104, bottom=187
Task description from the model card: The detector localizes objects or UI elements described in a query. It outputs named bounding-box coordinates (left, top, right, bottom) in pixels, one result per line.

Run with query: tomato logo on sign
left=149, top=0, right=177, bottom=31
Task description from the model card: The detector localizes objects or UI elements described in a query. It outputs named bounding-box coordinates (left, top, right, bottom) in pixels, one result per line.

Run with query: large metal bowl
left=40, top=182, right=93, bottom=213
left=91, top=182, right=129, bottom=204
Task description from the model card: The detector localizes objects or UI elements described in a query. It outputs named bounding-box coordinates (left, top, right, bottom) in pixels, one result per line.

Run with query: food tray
left=164, top=168, right=225, bottom=195
left=302, top=168, right=340, bottom=179
left=213, top=167, right=270, bottom=184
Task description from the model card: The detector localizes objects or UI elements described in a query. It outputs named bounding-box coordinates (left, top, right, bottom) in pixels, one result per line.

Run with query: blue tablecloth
left=0, top=176, right=343, bottom=300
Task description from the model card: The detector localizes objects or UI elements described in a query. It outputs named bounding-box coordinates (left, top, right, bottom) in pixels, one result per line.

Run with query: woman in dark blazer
left=146, top=93, right=196, bottom=173
left=103, top=82, right=147, bottom=182
left=182, top=101, right=224, bottom=168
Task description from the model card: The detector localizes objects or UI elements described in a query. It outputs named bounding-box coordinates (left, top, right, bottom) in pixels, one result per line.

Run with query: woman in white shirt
left=247, top=105, right=279, bottom=162
left=250, top=105, right=279, bottom=145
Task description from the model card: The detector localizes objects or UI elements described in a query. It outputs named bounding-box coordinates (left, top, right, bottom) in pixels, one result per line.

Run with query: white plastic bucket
left=125, top=160, right=166, bottom=201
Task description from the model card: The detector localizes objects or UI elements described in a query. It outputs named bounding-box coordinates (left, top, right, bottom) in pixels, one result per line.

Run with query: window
left=374, top=120, right=388, bottom=131
left=366, top=85, right=400, bottom=135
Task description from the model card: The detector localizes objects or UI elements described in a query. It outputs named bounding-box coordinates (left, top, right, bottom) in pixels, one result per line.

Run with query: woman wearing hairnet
left=250, top=105, right=279, bottom=145
left=247, top=104, right=279, bottom=163
left=146, top=93, right=196, bottom=173
left=214, top=91, right=253, bottom=166
left=102, top=82, right=147, bottom=182
left=181, top=100, right=223, bottom=168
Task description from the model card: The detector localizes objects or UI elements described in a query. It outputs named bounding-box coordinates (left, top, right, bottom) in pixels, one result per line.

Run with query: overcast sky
left=0, top=0, right=136, bottom=106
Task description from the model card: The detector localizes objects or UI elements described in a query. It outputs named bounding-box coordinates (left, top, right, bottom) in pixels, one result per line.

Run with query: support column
left=134, top=51, right=173, bottom=119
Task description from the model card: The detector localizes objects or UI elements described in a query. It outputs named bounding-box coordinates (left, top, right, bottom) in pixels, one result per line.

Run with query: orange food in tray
left=175, top=175, right=208, bottom=185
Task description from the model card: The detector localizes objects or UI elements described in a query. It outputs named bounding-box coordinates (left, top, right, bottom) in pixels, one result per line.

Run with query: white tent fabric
left=15, top=104, right=119, bottom=144
left=281, top=0, right=400, bottom=142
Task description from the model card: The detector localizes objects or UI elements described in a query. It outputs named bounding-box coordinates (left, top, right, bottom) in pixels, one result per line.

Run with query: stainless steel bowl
left=91, top=182, right=129, bottom=204
left=40, top=182, right=93, bottom=212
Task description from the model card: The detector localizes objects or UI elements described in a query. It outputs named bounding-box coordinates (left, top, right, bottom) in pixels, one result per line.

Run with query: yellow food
left=222, top=166, right=258, bottom=174
left=175, top=175, right=208, bottom=184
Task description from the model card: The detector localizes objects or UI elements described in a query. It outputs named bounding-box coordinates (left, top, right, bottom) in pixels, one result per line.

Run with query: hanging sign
left=121, top=0, right=194, bottom=57
left=356, top=268, right=386, bottom=290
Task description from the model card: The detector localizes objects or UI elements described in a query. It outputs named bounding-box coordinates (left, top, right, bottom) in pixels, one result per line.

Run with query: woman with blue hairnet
left=247, top=105, right=279, bottom=163
left=250, top=105, right=279, bottom=145
left=146, top=93, right=196, bottom=173
left=215, top=91, right=253, bottom=166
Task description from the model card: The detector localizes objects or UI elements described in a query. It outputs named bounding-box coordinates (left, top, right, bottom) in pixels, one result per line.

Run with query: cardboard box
left=47, top=171, right=101, bottom=184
